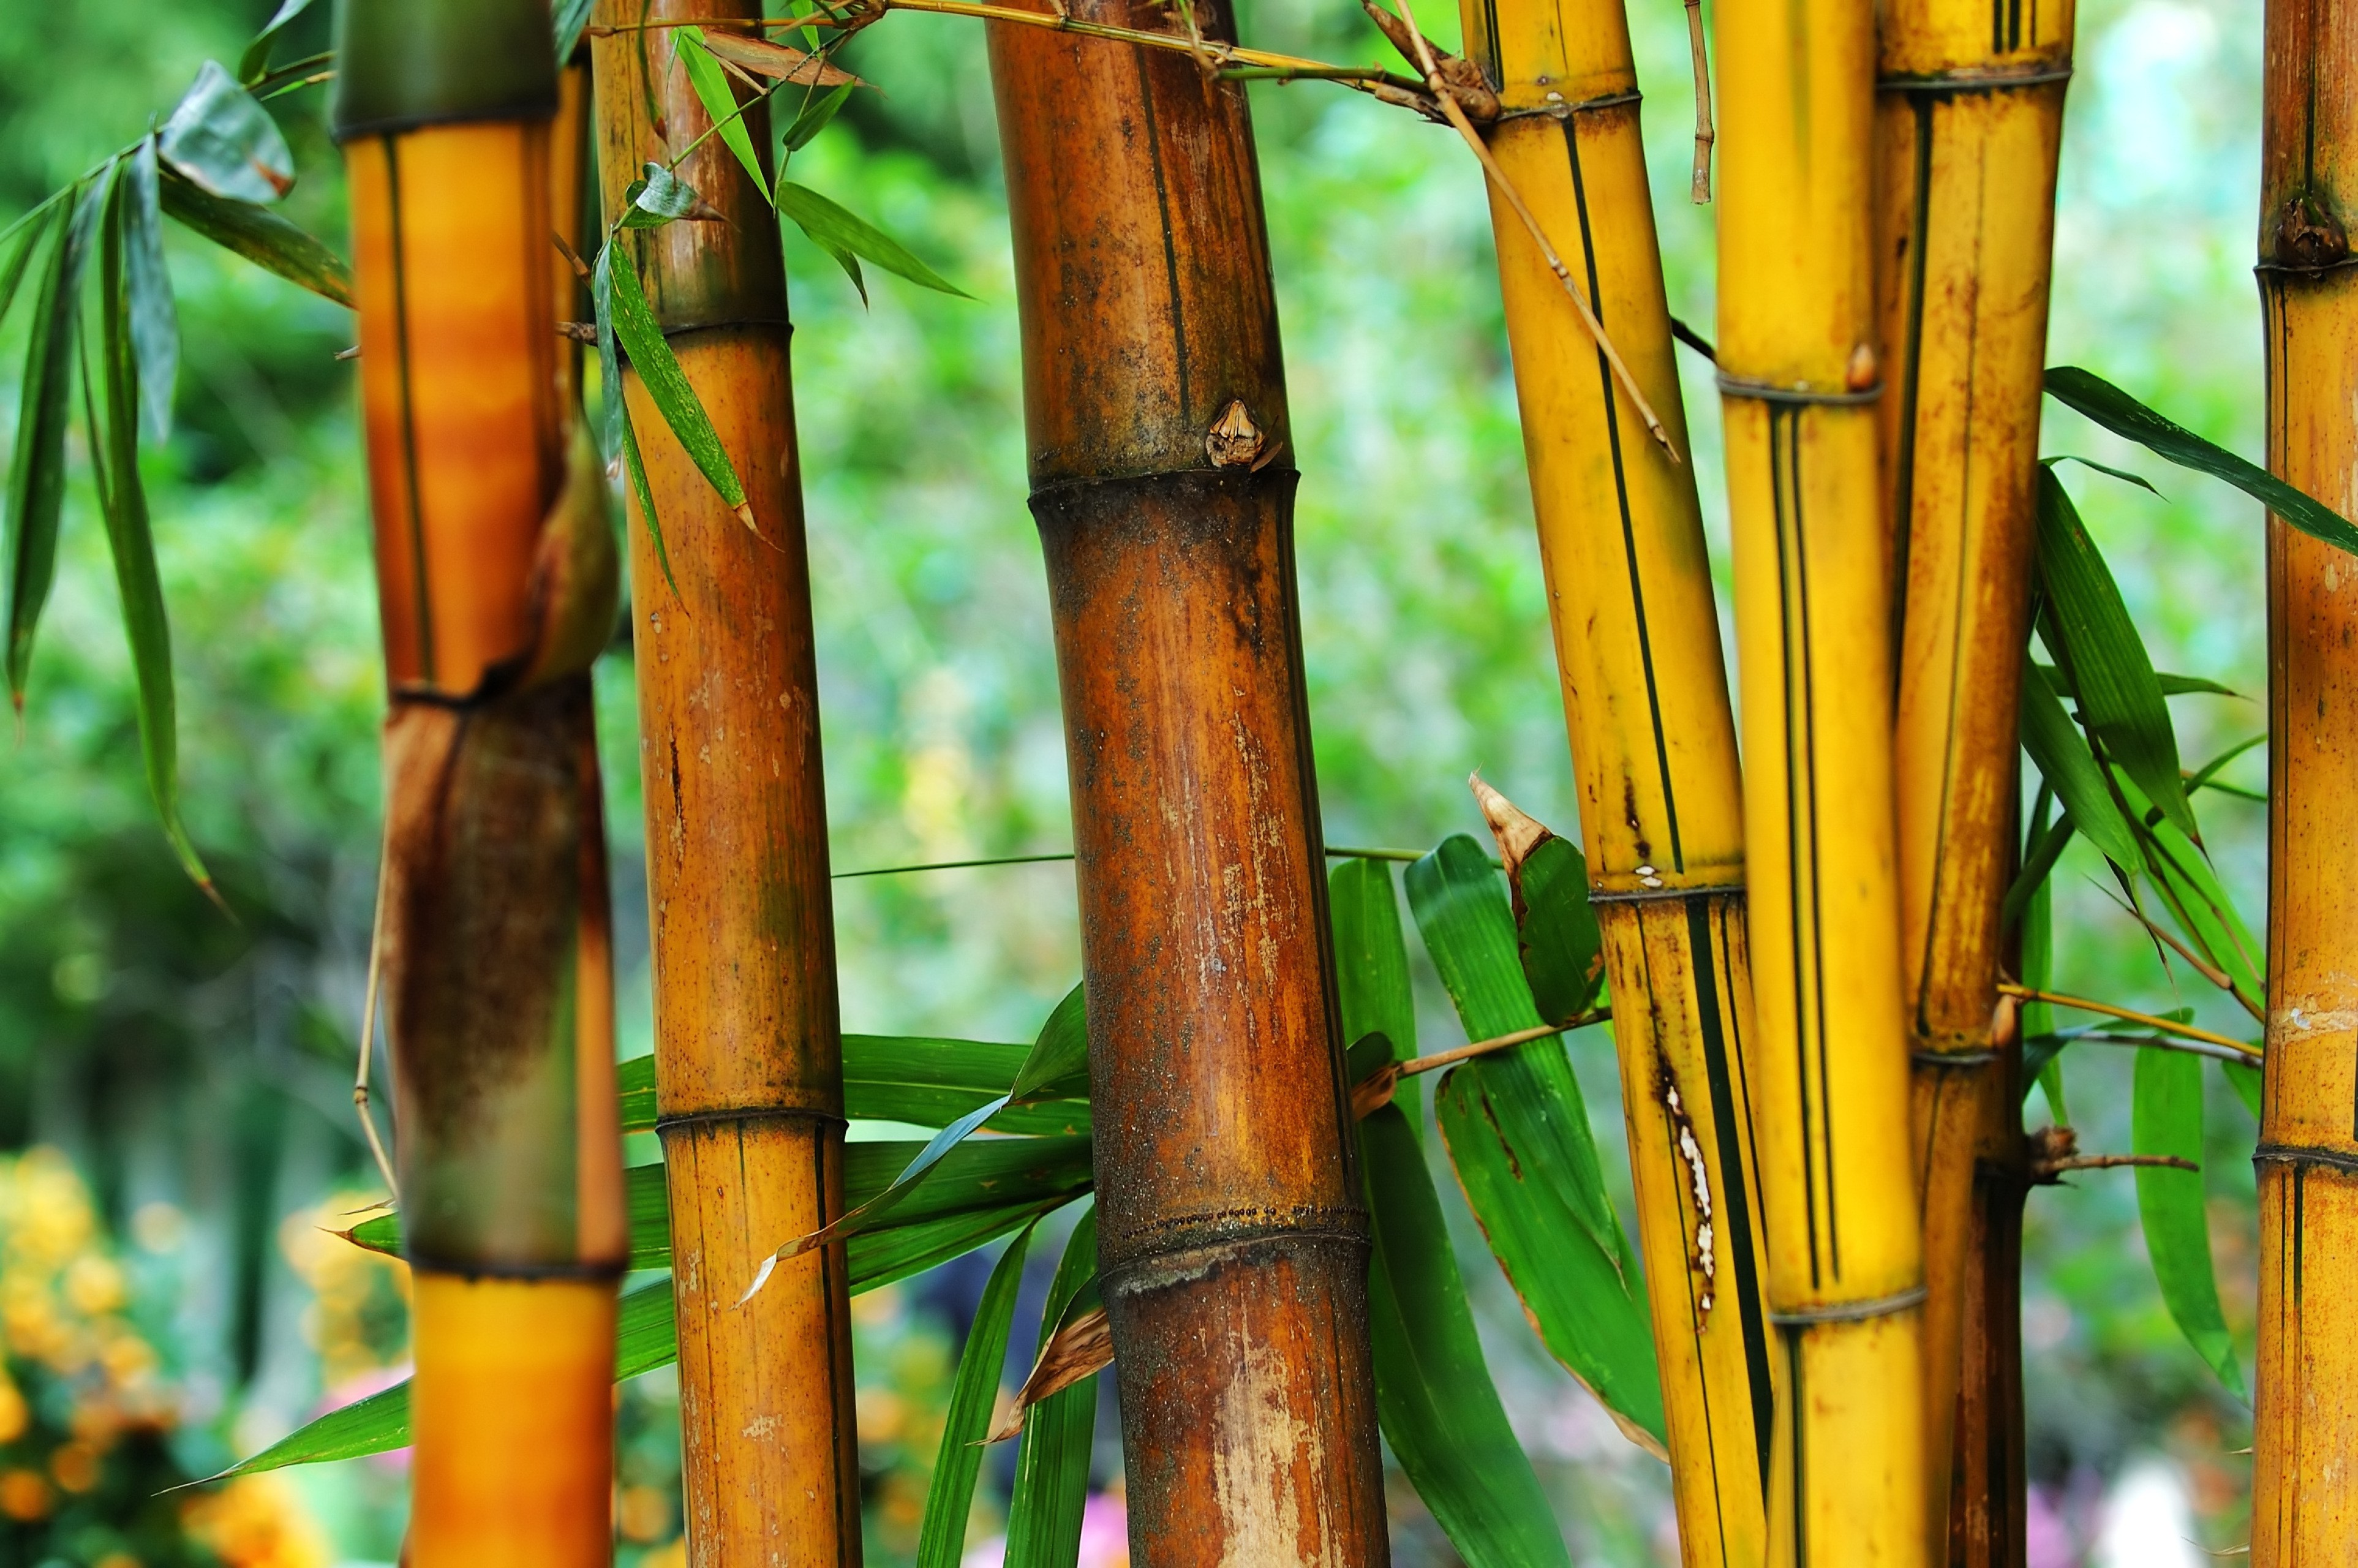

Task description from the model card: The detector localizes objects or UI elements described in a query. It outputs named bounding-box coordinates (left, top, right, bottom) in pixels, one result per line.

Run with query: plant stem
left=1997, top=982, right=2258, bottom=1056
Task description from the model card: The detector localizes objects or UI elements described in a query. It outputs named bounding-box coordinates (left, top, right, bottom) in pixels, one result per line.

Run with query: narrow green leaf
left=2045, top=365, right=2358, bottom=557
left=2035, top=468, right=2196, bottom=837
left=0, top=201, right=56, bottom=341
left=160, top=61, right=295, bottom=204
left=553, top=0, right=596, bottom=59
left=617, top=1036, right=1090, bottom=1137
left=849, top=1197, right=1071, bottom=1296
left=592, top=240, right=682, bottom=598
left=124, top=137, right=178, bottom=443
left=7, top=175, right=104, bottom=710
left=2108, top=768, right=2266, bottom=1006
left=784, top=81, right=855, bottom=152
left=157, top=164, right=350, bottom=306
left=675, top=28, right=771, bottom=203
left=1009, top=982, right=1090, bottom=1103
left=2021, top=848, right=2066, bottom=1123
left=2017, top=648, right=2142, bottom=872
left=2132, top=1047, right=2242, bottom=1394
left=1330, top=856, right=1416, bottom=1061
left=917, top=1222, right=1038, bottom=1568
left=621, top=163, right=720, bottom=229
left=2221, top=1059, right=2262, bottom=1123
left=1515, top=835, right=1605, bottom=1025
left=777, top=181, right=970, bottom=298
left=2043, top=453, right=2163, bottom=497
left=603, top=235, right=753, bottom=526
left=239, top=0, right=317, bottom=84
left=1004, top=1208, right=1099, bottom=1568
left=94, top=170, right=209, bottom=889
left=1407, top=837, right=1665, bottom=1450
left=1363, top=1100, right=1570, bottom=1568
left=2158, top=673, right=2239, bottom=698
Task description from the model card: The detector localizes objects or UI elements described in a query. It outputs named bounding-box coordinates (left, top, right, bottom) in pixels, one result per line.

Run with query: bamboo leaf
left=0, top=202, right=57, bottom=345
left=238, top=0, right=317, bottom=84
left=2035, top=469, right=2196, bottom=837
left=601, top=236, right=755, bottom=530
left=676, top=27, right=772, bottom=203
left=2046, top=366, right=2358, bottom=557
left=2109, top=769, right=2265, bottom=1006
left=160, top=61, right=295, bottom=204
left=588, top=245, right=679, bottom=597
left=1003, top=1208, right=1099, bottom=1568
left=93, top=170, right=209, bottom=890
left=2132, top=1047, right=2243, bottom=1394
left=2158, top=673, right=2239, bottom=698
left=2017, top=649, right=2142, bottom=873
left=7, top=176, right=104, bottom=712
left=2043, top=453, right=2162, bottom=497
left=1008, top=981, right=1090, bottom=1104
left=2021, top=836, right=2066, bottom=1121
left=784, top=81, right=856, bottom=152
left=1330, top=856, right=1417, bottom=1062
left=1363, top=1099, right=1570, bottom=1568
left=992, top=1286, right=1109, bottom=1442
left=157, top=164, right=350, bottom=306
left=1407, top=837, right=1666, bottom=1452
left=2221, top=1060, right=2262, bottom=1122
left=776, top=181, right=970, bottom=298
left=553, top=0, right=595, bottom=59
left=124, top=137, right=178, bottom=443
left=1515, top=835, right=1605, bottom=1026
left=917, top=1221, right=1039, bottom=1568
left=849, top=1197, right=1071, bottom=1295
left=701, top=31, right=862, bottom=89
left=617, top=1038, right=1091, bottom=1137
left=621, top=164, right=723, bottom=228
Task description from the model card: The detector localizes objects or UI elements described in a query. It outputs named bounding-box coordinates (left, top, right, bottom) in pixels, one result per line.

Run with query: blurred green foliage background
left=0, top=0, right=2276, bottom=1560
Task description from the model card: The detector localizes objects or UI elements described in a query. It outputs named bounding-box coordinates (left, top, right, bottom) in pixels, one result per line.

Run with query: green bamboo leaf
left=1514, top=834, right=1605, bottom=1025
left=2109, top=769, right=2265, bottom=1006
left=160, top=61, right=295, bottom=205
left=2020, top=821, right=2065, bottom=1121
left=2220, top=1059, right=2261, bottom=1122
left=621, top=163, right=721, bottom=229
left=602, top=235, right=754, bottom=529
left=124, top=137, right=178, bottom=443
left=1004, top=1208, right=1099, bottom=1568
left=7, top=175, right=104, bottom=711
left=2132, top=1047, right=2243, bottom=1394
left=1363, top=1099, right=1570, bottom=1568
left=776, top=181, right=970, bottom=298
left=2158, top=673, right=2239, bottom=698
left=157, top=163, right=350, bottom=306
left=2045, top=365, right=2358, bottom=557
left=1009, top=981, right=1090, bottom=1104
left=1407, top=837, right=1665, bottom=1451
left=617, top=1038, right=1091, bottom=1137
left=849, top=1197, right=1071, bottom=1295
left=0, top=201, right=58, bottom=344
left=917, top=1221, right=1039, bottom=1568
left=783, top=81, right=854, bottom=153
left=92, top=171, right=209, bottom=891
left=2017, top=648, right=2142, bottom=873
left=2043, top=453, right=2163, bottom=497
left=1330, top=856, right=1417, bottom=1061
left=553, top=0, right=595, bottom=59
left=675, top=28, right=770, bottom=203
left=592, top=240, right=681, bottom=598
left=238, top=0, right=317, bottom=84
left=2035, top=469, right=2196, bottom=837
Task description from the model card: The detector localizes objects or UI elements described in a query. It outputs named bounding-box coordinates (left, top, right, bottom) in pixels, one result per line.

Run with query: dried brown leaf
left=699, top=31, right=864, bottom=88
left=987, top=1304, right=1113, bottom=1442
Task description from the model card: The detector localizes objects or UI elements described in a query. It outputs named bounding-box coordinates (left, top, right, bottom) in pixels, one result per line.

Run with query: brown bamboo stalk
left=2254, top=0, right=2358, bottom=1557
left=1870, top=0, right=2074, bottom=1551
left=588, top=4, right=862, bottom=1562
left=988, top=3, right=1390, bottom=1561
left=333, top=2, right=628, bottom=1560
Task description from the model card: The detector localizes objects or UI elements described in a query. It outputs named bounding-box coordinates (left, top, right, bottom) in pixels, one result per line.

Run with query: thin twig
left=1399, top=1009, right=1611, bottom=1077
left=1379, top=0, right=1681, bottom=462
left=354, top=829, right=400, bottom=1202
left=2000, top=982, right=2258, bottom=1057
left=1681, top=0, right=1713, bottom=202
left=2036, top=1153, right=2199, bottom=1177
left=2054, top=1027, right=2255, bottom=1067
left=2088, top=875, right=2251, bottom=1011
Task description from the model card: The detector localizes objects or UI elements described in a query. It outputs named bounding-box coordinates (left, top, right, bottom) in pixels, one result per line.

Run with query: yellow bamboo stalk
left=2254, top=1, right=2358, bottom=1558
left=1716, top=0, right=1930, bottom=1553
left=1872, top=0, right=2074, bottom=1551
left=1455, top=0, right=1778, bottom=1559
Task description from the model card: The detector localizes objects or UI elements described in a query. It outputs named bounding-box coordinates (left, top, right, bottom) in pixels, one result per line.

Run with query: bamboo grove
left=2, top=0, right=2354, bottom=1562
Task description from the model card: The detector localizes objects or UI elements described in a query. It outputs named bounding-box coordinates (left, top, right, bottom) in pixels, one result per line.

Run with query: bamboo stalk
left=988, top=2, right=1389, bottom=1560
left=587, top=4, right=862, bottom=1562
left=1453, top=0, right=1778, bottom=1558
left=1715, top=0, right=1931, bottom=1554
left=332, top=2, right=627, bottom=1561
left=1872, top=0, right=2074, bottom=1547
left=2254, top=1, right=2358, bottom=1557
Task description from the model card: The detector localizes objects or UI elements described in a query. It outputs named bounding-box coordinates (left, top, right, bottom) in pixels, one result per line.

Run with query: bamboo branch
left=1374, top=0, right=1682, bottom=462
left=1681, top=0, right=1713, bottom=202
left=1998, top=981, right=2259, bottom=1057
left=2035, top=1152, right=2200, bottom=1178
left=1352, top=1008, right=1613, bottom=1116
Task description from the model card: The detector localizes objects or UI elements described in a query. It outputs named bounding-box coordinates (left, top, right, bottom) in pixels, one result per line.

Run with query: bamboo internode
left=1457, top=0, right=1777, bottom=1559
left=990, top=2, right=1390, bottom=1561
left=1716, top=0, right=1931, bottom=1554
left=2255, top=0, right=2358, bottom=1557
left=334, top=1, right=627, bottom=1559
left=1872, top=0, right=2073, bottom=1552
left=589, top=3, right=863, bottom=1562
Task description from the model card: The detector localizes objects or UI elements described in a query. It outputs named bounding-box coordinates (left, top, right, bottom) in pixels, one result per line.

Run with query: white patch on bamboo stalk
left=1660, top=1070, right=1716, bottom=1322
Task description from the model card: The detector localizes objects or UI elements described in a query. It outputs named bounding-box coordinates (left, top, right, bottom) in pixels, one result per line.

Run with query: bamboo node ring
left=1588, top=880, right=1745, bottom=905
left=2254, top=1143, right=2358, bottom=1178
left=1768, top=1284, right=1929, bottom=1327
left=1714, top=372, right=1884, bottom=406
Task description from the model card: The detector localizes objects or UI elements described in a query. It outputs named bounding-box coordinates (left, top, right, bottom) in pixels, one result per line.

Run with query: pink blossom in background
left=960, top=1491, right=1129, bottom=1568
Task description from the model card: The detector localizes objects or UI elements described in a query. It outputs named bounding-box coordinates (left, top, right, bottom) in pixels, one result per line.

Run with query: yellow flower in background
left=0, top=1467, right=52, bottom=1522
left=279, top=1193, right=407, bottom=1387
left=182, top=1476, right=331, bottom=1568
left=65, top=1255, right=126, bottom=1316
left=0, top=1375, right=26, bottom=1443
